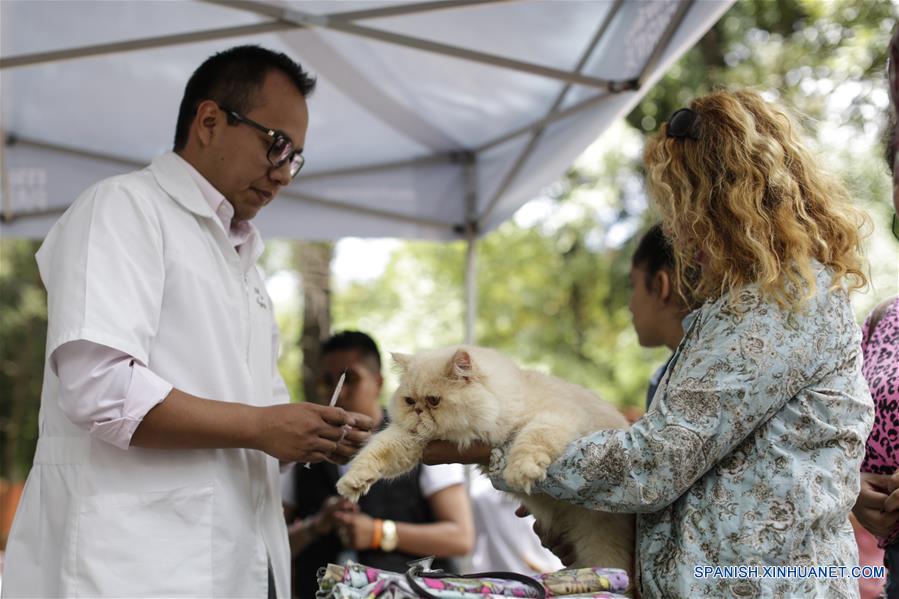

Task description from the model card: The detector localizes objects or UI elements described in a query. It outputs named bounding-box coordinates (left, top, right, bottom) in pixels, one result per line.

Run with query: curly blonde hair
left=644, top=89, right=869, bottom=308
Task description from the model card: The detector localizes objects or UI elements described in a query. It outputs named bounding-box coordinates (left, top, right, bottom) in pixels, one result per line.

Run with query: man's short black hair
left=322, top=330, right=381, bottom=374
left=632, top=224, right=675, bottom=289
left=173, top=45, right=316, bottom=150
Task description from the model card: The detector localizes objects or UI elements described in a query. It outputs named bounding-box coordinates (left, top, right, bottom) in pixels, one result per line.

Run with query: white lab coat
left=3, top=152, right=291, bottom=598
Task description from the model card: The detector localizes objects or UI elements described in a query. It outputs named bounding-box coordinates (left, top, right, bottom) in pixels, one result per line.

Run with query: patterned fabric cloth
left=489, top=265, right=874, bottom=598
left=859, top=297, right=899, bottom=547
left=316, top=562, right=629, bottom=599
left=537, top=568, right=628, bottom=596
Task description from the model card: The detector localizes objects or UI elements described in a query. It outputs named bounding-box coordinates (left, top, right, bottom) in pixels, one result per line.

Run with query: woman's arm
left=395, top=483, right=475, bottom=556
left=489, top=288, right=859, bottom=513
left=422, top=440, right=490, bottom=465
left=335, top=483, right=475, bottom=556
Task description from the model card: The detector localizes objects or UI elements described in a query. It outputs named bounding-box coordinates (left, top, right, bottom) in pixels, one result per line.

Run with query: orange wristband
left=371, top=518, right=383, bottom=549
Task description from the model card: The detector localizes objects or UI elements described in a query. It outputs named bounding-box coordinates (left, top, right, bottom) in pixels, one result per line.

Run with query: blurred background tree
left=2, top=0, right=897, bottom=484
left=0, top=241, right=45, bottom=483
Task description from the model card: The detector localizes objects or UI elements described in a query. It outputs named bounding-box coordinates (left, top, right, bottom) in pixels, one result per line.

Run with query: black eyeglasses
left=666, top=108, right=701, bottom=140
left=222, top=107, right=305, bottom=179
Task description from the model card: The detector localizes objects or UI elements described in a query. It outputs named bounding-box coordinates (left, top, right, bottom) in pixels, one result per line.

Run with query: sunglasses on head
left=666, top=108, right=701, bottom=140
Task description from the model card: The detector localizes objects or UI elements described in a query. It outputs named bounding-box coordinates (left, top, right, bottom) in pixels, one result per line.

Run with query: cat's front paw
left=336, top=469, right=376, bottom=502
left=504, top=452, right=551, bottom=494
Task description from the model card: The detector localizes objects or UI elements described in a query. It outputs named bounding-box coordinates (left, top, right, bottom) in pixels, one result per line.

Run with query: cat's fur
left=336, top=345, right=635, bottom=579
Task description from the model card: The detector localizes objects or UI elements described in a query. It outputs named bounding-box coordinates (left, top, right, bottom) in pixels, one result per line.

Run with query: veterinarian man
left=2, top=46, right=372, bottom=598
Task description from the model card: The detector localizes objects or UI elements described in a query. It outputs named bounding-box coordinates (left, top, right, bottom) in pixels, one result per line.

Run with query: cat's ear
left=391, top=352, right=413, bottom=372
left=449, top=349, right=475, bottom=382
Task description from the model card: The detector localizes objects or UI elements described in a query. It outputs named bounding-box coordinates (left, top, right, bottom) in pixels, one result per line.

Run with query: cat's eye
left=404, top=396, right=415, bottom=406
left=426, top=395, right=441, bottom=407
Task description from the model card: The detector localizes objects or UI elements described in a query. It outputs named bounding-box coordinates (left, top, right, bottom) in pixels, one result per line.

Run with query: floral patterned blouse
left=489, top=266, right=874, bottom=598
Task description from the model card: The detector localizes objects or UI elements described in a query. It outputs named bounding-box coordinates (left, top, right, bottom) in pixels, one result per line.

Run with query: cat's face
left=387, top=347, right=502, bottom=441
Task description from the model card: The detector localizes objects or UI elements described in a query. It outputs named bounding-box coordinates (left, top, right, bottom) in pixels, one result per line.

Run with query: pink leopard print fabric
left=860, top=296, right=899, bottom=547
left=860, top=296, right=899, bottom=481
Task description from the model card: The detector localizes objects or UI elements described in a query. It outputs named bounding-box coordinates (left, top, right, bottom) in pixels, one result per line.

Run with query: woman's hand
left=422, top=440, right=491, bottom=465
left=515, top=505, right=577, bottom=566
left=334, top=511, right=377, bottom=550
left=312, top=496, right=358, bottom=536
left=853, top=472, right=899, bottom=538
left=882, top=470, right=899, bottom=513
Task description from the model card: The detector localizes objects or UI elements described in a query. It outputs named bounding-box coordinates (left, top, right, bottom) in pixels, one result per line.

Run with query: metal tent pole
left=463, top=158, right=478, bottom=345
left=464, top=234, right=477, bottom=345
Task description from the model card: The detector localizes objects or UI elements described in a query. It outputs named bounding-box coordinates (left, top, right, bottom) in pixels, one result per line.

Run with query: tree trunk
left=293, top=241, right=333, bottom=404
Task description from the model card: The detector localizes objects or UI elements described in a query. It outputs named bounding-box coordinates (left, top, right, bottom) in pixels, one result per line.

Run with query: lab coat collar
left=149, top=152, right=216, bottom=220
left=149, top=152, right=265, bottom=272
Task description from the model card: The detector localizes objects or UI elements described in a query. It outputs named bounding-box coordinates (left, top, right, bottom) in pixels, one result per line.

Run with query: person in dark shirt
left=282, top=331, right=474, bottom=598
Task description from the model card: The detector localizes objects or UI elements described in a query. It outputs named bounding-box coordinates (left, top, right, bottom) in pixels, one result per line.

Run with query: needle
left=304, top=369, right=347, bottom=469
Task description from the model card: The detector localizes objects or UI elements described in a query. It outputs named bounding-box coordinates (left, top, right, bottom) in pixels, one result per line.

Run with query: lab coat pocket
left=63, top=483, right=214, bottom=597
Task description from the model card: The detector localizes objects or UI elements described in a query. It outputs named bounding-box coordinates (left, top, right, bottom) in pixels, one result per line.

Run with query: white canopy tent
left=0, top=0, right=732, bottom=340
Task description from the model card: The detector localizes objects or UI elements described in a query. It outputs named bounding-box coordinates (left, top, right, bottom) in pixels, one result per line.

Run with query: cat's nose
left=414, top=408, right=423, bottom=414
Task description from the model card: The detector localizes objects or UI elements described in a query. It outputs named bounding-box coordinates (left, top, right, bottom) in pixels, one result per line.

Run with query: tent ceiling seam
left=299, top=15, right=622, bottom=91
left=325, top=0, right=517, bottom=22
left=299, top=151, right=471, bottom=182
left=637, top=0, right=696, bottom=87
left=3, top=134, right=454, bottom=230
left=473, top=90, right=612, bottom=155
left=209, top=0, right=629, bottom=90
left=281, top=30, right=457, bottom=150
left=476, top=0, right=627, bottom=226
left=6, top=134, right=148, bottom=169
left=0, top=21, right=296, bottom=69
left=279, top=190, right=454, bottom=230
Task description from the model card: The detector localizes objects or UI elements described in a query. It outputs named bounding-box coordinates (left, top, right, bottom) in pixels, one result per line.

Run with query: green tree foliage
left=629, top=0, right=897, bottom=134
left=0, top=240, right=46, bottom=481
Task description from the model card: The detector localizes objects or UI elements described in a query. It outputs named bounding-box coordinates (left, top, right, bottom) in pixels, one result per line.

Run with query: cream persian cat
left=336, top=345, right=635, bottom=577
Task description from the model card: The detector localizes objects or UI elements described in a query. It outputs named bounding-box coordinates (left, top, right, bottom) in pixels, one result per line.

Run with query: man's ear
left=193, top=99, right=222, bottom=147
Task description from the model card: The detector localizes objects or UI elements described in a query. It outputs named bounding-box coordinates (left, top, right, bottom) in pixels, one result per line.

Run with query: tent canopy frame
left=0, top=0, right=720, bottom=342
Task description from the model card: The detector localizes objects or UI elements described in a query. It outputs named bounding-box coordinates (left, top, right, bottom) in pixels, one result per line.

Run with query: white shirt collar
left=174, top=154, right=255, bottom=249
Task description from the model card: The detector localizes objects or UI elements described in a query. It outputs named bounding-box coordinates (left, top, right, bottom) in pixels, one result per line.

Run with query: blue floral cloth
left=490, top=266, right=874, bottom=598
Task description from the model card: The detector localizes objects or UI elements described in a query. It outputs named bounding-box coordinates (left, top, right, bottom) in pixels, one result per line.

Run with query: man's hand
left=422, top=440, right=491, bottom=465
left=334, top=511, right=377, bottom=550
left=310, top=496, right=359, bottom=537
left=515, top=504, right=577, bottom=566
left=254, top=403, right=373, bottom=463
left=854, top=472, right=899, bottom=538
left=328, top=424, right=372, bottom=465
